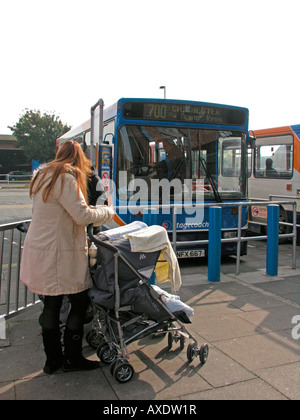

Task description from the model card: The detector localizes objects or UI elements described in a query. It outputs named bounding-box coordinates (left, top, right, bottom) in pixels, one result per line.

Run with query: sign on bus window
left=99, top=144, right=112, bottom=194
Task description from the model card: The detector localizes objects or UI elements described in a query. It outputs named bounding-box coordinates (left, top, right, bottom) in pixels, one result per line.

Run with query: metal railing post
left=0, top=231, right=4, bottom=305
left=172, top=207, right=177, bottom=253
left=292, top=202, right=297, bottom=269
left=6, top=229, right=14, bottom=315
left=235, top=204, right=243, bottom=275
left=266, top=204, right=279, bottom=276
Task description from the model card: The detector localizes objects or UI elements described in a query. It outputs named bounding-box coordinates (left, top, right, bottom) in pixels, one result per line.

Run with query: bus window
left=221, top=138, right=242, bottom=177
left=218, top=136, right=247, bottom=196
left=247, top=149, right=252, bottom=177
left=117, top=125, right=247, bottom=201
left=254, top=135, right=293, bottom=179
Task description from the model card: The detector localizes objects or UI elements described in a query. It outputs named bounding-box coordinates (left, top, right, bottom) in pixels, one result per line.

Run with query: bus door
left=91, top=99, right=104, bottom=166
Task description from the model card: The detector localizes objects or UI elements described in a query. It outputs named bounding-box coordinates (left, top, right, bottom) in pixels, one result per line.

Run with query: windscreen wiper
left=199, top=157, right=222, bottom=203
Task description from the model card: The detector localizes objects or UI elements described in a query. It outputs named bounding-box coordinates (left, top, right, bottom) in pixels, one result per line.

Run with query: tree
left=9, top=109, right=71, bottom=163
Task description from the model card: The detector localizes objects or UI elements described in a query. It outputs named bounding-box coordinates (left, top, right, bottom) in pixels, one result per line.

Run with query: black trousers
left=41, top=290, right=90, bottom=332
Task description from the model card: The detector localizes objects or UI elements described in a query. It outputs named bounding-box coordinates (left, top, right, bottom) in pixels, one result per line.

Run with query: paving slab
left=255, top=362, right=300, bottom=400
left=214, top=329, right=300, bottom=371
left=237, top=305, right=300, bottom=333
left=14, top=367, right=118, bottom=401
left=182, top=378, right=289, bottom=400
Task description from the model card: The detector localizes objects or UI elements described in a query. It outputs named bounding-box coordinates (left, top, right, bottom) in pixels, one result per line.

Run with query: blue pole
left=266, top=204, right=279, bottom=276
left=208, top=206, right=222, bottom=282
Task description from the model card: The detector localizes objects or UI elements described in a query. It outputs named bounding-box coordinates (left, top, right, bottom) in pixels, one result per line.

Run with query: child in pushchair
left=86, top=221, right=209, bottom=383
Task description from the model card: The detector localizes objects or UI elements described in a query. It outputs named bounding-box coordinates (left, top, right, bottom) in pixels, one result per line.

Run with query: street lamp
left=159, top=86, right=166, bottom=99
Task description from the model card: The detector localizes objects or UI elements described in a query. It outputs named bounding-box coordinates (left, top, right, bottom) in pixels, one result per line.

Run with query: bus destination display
left=123, top=102, right=246, bottom=126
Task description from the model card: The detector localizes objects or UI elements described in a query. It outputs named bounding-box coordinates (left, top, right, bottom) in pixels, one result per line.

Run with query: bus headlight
left=223, top=231, right=236, bottom=239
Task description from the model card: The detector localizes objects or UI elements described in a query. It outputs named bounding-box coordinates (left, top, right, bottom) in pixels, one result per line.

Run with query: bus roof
left=57, top=101, right=119, bottom=141
left=252, top=125, right=300, bottom=137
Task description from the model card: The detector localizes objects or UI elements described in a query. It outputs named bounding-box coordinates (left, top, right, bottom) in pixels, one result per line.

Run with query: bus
left=57, top=98, right=251, bottom=257
left=248, top=124, right=300, bottom=240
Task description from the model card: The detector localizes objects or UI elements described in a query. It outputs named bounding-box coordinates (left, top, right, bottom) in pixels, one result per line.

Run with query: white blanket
left=102, top=221, right=147, bottom=240
left=152, top=285, right=194, bottom=318
left=125, top=225, right=182, bottom=293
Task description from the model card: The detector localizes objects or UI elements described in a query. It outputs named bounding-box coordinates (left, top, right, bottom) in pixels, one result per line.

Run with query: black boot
left=42, top=328, right=63, bottom=374
left=62, top=327, right=99, bottom=372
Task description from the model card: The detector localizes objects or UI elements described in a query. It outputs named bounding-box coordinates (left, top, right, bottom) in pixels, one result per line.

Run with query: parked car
left=7, top=171, right=32, bottom=181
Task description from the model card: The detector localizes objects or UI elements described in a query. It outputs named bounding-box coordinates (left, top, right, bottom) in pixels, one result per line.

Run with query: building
left=0, top=134, right=31, bottom=174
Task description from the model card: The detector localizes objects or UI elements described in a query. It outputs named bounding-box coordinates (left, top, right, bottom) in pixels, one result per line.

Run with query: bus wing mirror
left=247, top=135, right=255, bottom=149
left=103, top=133, right=114, bottom=144
left=247, top=130, right=256, bottom=148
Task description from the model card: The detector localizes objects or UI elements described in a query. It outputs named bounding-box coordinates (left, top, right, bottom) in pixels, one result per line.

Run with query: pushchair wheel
left=97, top=343, right=117, bottom=365
left=187, top=343, right=198, bottom=362
left=168, top=332, right=185, bottom=350
left=187, top=342, right=209, bottom=364
left=113, top=361, right=134, bottom=383
left=86, top=330, right=105, bottom=349
left=109, top=358, right=119, bottom=375
left=199, top=343, right=209, bottom=365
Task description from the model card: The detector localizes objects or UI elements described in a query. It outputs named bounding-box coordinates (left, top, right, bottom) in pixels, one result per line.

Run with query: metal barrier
left=135, top=200, right=297, bottom=280
left=269, top=194, right=300, bottom=208
left=249, top=195, right=300, bottom=232
left=0, top=200, right=297, bottom=318
left=116, top=199, right=297, bottom=281
left=0, top=173, right=31, bottom=185
left=0, top=220, right=39, bottom=320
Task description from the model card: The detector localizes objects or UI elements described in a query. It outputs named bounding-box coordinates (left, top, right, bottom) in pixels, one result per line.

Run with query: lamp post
left=159, top=86, right=166, bottom=99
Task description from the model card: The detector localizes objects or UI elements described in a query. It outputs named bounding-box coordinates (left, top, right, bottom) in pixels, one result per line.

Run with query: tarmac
left=0, top=241, right=300, bottom=401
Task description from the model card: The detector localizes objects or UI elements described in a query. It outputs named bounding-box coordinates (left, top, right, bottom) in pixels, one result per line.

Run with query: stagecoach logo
left=162, top=221, right=171, bottom=230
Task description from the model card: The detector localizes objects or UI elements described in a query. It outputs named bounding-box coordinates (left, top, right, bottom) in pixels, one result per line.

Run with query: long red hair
left=30, top=140, right=92, bottom=203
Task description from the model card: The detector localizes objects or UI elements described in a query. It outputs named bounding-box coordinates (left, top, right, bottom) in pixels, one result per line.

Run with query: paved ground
left=1, top=239, right=299, bottom=402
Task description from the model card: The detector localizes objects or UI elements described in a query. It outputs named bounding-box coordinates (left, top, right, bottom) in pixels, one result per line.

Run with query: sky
left=1, top=0, right=299, bottom=135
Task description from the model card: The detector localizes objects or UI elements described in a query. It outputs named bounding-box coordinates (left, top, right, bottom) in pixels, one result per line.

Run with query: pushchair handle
left=87, top=223, right=94, bottom=240
left=87, top=224, right=100, bottom=243
left=87, top=223, right=120, bottom=253
left=16, top=222, right=29, bottom=233
left=87, top=224, right=103, bottom=243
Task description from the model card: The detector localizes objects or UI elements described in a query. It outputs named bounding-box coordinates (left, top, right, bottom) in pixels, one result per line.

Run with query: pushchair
left=86, top=222, right=209, bottom=383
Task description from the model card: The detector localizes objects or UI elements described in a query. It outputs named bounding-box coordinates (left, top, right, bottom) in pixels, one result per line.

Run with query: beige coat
left=20, top=171, right=114, bottom=296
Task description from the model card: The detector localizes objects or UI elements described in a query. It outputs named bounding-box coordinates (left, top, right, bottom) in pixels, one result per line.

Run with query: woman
left=20, top=140, right=115, bottom=374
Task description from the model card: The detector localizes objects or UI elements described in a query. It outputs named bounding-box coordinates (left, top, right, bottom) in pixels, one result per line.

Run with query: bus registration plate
left=176, top=250, right=205, bottom=258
